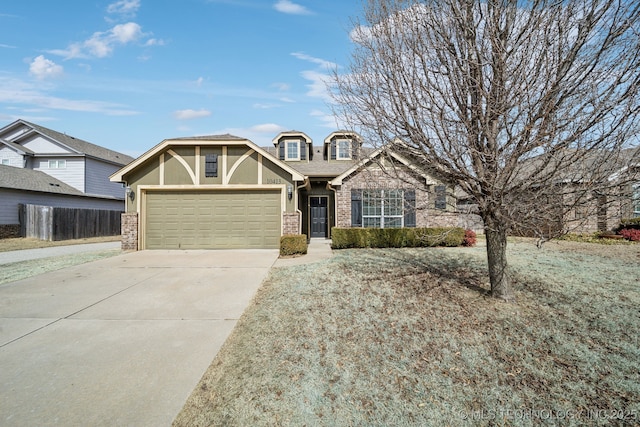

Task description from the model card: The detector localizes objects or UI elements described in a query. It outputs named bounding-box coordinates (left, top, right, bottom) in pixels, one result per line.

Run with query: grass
left=0, top=250, right=121, bottom=285
left=0, top=235, right=120, bottom=252
left=0, top=236, right=121, bottom=285
left=174, top=239, right=640, bottom=426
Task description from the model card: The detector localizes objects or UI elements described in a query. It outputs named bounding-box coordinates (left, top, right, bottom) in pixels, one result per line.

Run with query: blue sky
left=0, top=0, right=361, bottom=157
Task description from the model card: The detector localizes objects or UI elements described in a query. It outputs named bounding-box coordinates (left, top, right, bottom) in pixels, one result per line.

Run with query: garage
left=145, top=190, right=281, bottom=249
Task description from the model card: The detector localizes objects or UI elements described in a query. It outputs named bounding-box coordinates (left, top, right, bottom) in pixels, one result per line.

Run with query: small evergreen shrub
left=463, top=229, right=477, bottom=247
left=280, top=234, right=308, bottom=256
left=615, top=218, right=640, bottom=232
left=331, top=227, right=465, bottom=249
left=619, top=228, right=640, bottom=241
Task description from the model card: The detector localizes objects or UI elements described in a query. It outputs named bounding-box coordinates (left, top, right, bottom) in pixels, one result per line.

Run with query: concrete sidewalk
left=0, top=241, right=121, bottom=265
left=0, top=249, right=279, bottom=427
left=273, top=238, right=333, bottom=267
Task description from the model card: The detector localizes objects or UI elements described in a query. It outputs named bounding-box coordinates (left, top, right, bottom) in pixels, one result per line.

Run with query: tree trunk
left=485, top=223, right=514, bottom=301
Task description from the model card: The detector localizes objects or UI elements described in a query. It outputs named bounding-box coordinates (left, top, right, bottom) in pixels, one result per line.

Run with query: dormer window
left=285, top=140, right=301, bottom=161
left=336, top=139, right=352, bottom=160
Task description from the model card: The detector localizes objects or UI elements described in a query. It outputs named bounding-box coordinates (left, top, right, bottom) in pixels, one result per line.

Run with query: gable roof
left=330, top=143, right=439, bottom=186
left=272, top=131, right=313, bottom=145
left=0, top=120, right=134, bottom=166
left=110, top=134, right=306, bottom=182
left=0, top=138, right=35, bottom=155
left=0, top=164, right=84, bottom=195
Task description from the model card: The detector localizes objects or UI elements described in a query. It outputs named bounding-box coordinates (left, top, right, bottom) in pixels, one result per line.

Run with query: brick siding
left=335, top=166, right=458, bottom=228
left=121, top=213, right=138, bottom=251
left=283, top=212, right=301, bottom=235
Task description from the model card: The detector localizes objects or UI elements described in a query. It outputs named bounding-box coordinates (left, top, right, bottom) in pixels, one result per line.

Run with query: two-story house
left=0, top=119, right=134, bottom=238
left=110, top=130, right=461, bottom=250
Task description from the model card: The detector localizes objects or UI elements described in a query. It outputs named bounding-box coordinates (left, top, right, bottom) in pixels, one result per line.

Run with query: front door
left=310, top=196, right=328, bottom=238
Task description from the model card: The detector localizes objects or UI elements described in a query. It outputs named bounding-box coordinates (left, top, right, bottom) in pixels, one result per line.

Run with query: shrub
left=463, top=229, right=477, bottom=247
left=615, top=218, right=640, bottom=232
left=618, top=228, right=640, bottom=242
left=331, top=227, right=465, bottom=249
left=280, top=235, right=307, bottom=256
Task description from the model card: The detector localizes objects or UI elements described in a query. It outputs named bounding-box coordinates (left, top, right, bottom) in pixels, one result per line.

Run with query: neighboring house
left=110, top=131, right=469, bottom=250
left=0, top=119, right=134, bottom=238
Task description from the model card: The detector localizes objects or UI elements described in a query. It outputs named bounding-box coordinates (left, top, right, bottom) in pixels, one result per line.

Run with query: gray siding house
left=0, top=120, right=134, bottom=238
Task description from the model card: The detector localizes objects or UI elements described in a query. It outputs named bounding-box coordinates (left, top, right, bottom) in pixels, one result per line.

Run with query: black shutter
left=300, top=141, right=306, bottom=160
left=279, top=141, right=285, bottom=160
left=404, top=189, right=416, bottom=227
left=331, top=140, right=337, bottom=160
left=205, top=154, right=218, bottom=177
left=351, top=189, right=362, bottom=227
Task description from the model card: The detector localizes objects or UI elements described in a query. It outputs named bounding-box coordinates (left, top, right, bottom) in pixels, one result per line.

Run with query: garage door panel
left=145, top=190, right=281, bottom=249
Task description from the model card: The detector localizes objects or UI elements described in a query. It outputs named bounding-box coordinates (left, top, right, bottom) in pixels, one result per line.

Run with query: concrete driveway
left=0, top=249, right=279, bottom=427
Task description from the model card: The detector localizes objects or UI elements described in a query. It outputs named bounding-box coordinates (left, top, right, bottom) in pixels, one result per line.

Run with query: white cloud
left=173, top=109, right=212, bottom=120
left=291, top=52, right=337, bottom=70
left=311, top=109, right=343, bottom=129
left=273, top=0, right=312, bottom=15
left=300, top=70, right=332, bottom=101
left=29, top=55, right=64, bottom=80
left=212, top=124, right=287, bottom=145
left=272, top=82, right=290, bottom=91
left=253, top=103, right=279, bottom=109
left=107, top=0, right=141, bottom=17
left=0, top=43, right=16, bottom=49
left=195, top=77, right=205, bottom=87
left=48, top=22, right=161, bottom=59
left=250, top=123, right=284, bottom=133
left=0, top=76, right=138, bottom=115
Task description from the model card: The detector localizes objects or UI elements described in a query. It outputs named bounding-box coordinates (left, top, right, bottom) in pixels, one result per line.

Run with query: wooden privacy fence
left=19, top=204, right=122, bottom=241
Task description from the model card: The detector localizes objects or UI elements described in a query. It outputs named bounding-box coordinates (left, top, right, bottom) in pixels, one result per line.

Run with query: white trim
left=159, top=153, right=165, bottom=186
left=222, top=146, right=228, bottom=184
left=258, top=154, right=263, bottom=184
left=285, top=140, right=301, bottom=161
left=110, top=136, right=305, bottom=182
left=227, top=149, right=255, bottom=184
left=195, top=146, right=201, bottom=185
left=167, top=149, right=196, bottom=184
left=336, top=139, right=352, bottom=160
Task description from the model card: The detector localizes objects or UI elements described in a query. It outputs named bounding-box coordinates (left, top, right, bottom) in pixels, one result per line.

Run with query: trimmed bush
left=615, top=218, right=640, bottom=232
left=331, top=227, right=466, bottom=249
left=280, top=234, right=308, bottom=256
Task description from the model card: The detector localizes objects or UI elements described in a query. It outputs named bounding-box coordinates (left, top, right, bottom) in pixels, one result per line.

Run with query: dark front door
left=310, top=196, right=328, bottom=238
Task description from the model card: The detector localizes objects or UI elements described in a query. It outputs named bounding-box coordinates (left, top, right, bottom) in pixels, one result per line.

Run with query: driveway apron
left=0, top=249, right=279, bottom=427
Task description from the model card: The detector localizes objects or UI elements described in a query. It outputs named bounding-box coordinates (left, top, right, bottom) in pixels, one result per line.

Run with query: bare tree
left=332, top=0, right=640, bottom=301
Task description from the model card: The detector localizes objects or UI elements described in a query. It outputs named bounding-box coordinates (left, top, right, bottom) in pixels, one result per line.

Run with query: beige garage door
left=145, top=190, right=281, bottom=249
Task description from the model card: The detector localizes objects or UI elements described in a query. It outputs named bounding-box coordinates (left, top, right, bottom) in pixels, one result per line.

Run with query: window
left=336, top=139, right=352, bottom=160
left=633, top=183, right=640, bottom=218
left=434, top=185, right=447, bottom=210
left=354, top=189, right=412, bottom=228
left=285, top=140, right=300, bottom=161
left=1, top=158, right=9, bottom=165
left=48, top=159, right=66, bottom=169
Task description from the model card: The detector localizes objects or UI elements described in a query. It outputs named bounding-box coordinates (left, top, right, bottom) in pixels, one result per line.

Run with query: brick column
left=121, top=213, right=138, bottom=251
left=283, top=212, right=301, bottom=235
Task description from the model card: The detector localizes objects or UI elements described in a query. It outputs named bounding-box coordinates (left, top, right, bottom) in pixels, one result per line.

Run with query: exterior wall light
left=126, top=186, right=135, bottom=201
left=287, top=184, right=293, bottom=200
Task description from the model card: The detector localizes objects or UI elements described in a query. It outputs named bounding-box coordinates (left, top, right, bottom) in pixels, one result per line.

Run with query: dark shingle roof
left=0, top=164, right=85, bottom=195
left=262, top=146, right=378, bottom=178
left=17, top=121, right=134, bottom=166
